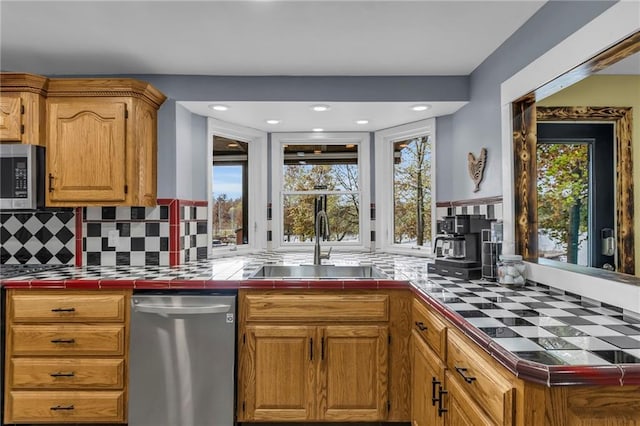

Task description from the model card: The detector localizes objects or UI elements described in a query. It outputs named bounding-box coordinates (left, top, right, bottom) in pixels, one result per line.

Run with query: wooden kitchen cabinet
left=238, top=290, right=408, bottom=422
left=0, top=73, right=48, bottom=146
left=444, top=370, right=494, bottom=426
left=411, top=330, right=445, bottom=426
left=3, top=290, right=131, bottom=424
left=45, top=78, right=166, bottom=207
left=244, top=325, right=316, bottom=420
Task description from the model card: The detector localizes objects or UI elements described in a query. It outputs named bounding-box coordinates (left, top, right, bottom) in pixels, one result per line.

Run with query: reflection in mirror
left=512, top=31, right=639, bottom=277
left=536, top=123, right=614, bottom=269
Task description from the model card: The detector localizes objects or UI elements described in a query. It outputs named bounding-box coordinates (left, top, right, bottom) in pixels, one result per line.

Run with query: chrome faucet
left=314, top=210, right=331, bottom=265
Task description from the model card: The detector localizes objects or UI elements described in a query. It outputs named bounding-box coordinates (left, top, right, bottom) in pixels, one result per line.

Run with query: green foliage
left=212, top=194, right=243, bottom=240
left=283, top=164, right=360, bottom=242
left=394, top=137, right=432, bottom=245
left=537, top=143, right=589, bottom=260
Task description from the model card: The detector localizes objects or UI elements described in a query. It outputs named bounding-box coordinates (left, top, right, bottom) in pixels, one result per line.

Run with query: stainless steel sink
left=249, top=264, right=386, bottom=279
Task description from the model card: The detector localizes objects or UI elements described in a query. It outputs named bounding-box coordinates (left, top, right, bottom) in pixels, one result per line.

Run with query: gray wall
left=139, top=75, right=469, bottom=199
left=156, top=99, right=177, bottom=198
left=174, top=103, right=207, bottom=200
left=437, top=0, right=617, bottom=201
left=140, top=0, right=616, bottom=201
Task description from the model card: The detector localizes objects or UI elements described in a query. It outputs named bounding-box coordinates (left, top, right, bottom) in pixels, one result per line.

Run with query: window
left=207, top=118, right=267, bottom=255
left=212, top=137, right=248, bottom=247
left=393, top=136, right=433, bottom=247
left=272, top=133, right=371, bottom=250
left=375, top=119, right=436, bottom=254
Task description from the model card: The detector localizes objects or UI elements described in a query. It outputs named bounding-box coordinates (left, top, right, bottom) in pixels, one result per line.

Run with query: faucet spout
left=314, top=210, right=330, bottom=265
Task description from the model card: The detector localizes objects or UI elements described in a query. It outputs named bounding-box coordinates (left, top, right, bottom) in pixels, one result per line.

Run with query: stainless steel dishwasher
left=129, top=293, right=236, bottom=426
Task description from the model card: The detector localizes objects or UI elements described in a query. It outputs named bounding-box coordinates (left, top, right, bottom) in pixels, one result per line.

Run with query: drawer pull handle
left=437, top=388, right=448, bottom=416
left=50, top=405, right=74, bottom=411
left=415, top=321, right=428, bottom=331
left=455, top=366, right=477, bottom=384
left=50, top=372, right=75, bottom=378
left=431, top=377, right=441, bottom=406
left=51, top=307, right=76, bottom=313
left=51, top=338, right=75, bottom=344
left=49, top=174, right=55, bottom=192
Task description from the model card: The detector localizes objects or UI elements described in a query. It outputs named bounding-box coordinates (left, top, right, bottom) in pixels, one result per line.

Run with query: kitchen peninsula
left=2, top=251, right=640, bottom=425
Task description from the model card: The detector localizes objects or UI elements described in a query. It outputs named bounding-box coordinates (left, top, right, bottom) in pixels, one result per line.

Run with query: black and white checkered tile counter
left=2, top=252, right=640, bottom=376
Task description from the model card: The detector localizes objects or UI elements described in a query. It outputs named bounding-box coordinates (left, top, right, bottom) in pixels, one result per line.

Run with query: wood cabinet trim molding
left=47, top=78, right=167, bottom=109
left=0, top=73, right=49, bottom=95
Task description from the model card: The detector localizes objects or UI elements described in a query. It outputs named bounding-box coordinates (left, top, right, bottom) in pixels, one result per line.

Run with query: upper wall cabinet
left=45, top=78, right=166, bottom=207
left=0, top=73, right=48, bottom=146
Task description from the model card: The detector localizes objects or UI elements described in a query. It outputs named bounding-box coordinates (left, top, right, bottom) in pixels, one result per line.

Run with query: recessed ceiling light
left=312, top=128, right=324, bottom=132
left=209, top=104, right=229, bottom=111
left=412, top=104, right=431, bottom=112
left=311, top=105, right=330, bottom=112
left=227, top=142, right=239, bottom=148
left=355, top=120, right=369, bottom=125
left=345, top=144, right=355, bottom=149
left=314, top=149, right=322, bottom=154
left=266, top=119, right=281, bottom=125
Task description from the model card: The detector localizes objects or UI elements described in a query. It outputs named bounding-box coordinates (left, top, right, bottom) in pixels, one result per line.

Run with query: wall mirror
left=512, top=31, right=640, bottom=277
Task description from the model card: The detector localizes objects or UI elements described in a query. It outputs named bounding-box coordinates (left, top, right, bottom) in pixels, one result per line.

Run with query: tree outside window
left=393, top=136, right=432, bottom=247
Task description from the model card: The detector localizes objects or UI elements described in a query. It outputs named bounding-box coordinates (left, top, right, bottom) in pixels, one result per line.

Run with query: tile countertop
left=2, top=251, right=640, bottom=387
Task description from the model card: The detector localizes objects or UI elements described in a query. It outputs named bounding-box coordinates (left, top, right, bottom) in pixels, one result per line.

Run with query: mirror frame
left=512, top=31, right=640, bottom=275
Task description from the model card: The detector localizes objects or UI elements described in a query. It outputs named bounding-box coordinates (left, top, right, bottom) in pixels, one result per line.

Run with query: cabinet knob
left=415, top=321, right=428, bottom=331
left=455, top=366, right=477, bottom=384
left=50, top=338, right=75, bottom=344
left=50, top=372, right=75, bottom=378
left=50, top=405, right=74, bottom=411
left=51, top=307, right=75, bottom=313
left=437, top=388, right=448, bottom=416
left=431, top=377, right=441, bottom=406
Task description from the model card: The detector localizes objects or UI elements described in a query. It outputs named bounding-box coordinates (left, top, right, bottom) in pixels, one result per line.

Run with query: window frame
left=271, top=132, right=371, bottom=251
left=207, top=117, right=268, bottom=256
left=374, top=118, right=436, bottom=256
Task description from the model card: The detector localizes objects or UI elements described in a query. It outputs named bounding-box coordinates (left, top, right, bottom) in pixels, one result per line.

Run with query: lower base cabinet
left=3, top=290, right=130, bottom=425
left=237, top=290, right=404, bottom=422
left=6, top=391, right=125, bottom=423
left=444, top=371, right=494, bottom=426
left=411, top=330, right=445, bottom=426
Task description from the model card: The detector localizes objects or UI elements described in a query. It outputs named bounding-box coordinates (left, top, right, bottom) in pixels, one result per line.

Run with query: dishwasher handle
left=133, top=303, right=232, bottom=316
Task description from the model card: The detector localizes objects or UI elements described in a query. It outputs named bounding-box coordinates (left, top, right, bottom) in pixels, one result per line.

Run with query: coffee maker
left=429, top=214, right=493, bottom=280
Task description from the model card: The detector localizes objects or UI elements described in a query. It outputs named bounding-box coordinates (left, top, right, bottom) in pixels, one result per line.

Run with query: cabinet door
left=445, top=371, right=494, bottom=426
left=412, top=331, right=445, bottom=426
left=47, top=101, right=126, bottom=203
left=319, top=325, right=388, bottom=421
left=0, top=94, right=23, bottom=141
left=243, top=325, right=316, bottom=421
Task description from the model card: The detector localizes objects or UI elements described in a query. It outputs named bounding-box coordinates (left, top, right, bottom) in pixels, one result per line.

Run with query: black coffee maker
left=430, top=214, right=493, bottom=280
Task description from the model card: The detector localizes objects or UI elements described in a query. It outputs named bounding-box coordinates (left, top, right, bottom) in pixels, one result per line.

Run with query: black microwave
left=0, top=144, right=45, bottom=210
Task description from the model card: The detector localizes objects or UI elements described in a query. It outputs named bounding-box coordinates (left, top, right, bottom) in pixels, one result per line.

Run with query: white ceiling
left=0, top=0, right=547, bottom=132
left=181, top=101, right=467, bottom=132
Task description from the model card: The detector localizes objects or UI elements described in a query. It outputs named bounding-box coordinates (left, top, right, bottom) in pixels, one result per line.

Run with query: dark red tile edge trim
left=75, top=207, right=83, bottom=267
left=180, top=200, right=208, bottom=207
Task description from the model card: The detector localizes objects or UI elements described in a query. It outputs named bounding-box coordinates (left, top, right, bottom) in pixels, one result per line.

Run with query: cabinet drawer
left=10, top=325, right=125, bottom=356
left=412, top=299, right=447, bottom=359
left=446, top=330, right=515, bottom=425
left=244, top=293, right=389, bottom=322
left=6, top=391, right=125, bottom=423
left=10, top=292, right=126, bottom=322
left=10, top=358, right=124, bottom=389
